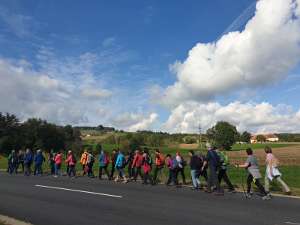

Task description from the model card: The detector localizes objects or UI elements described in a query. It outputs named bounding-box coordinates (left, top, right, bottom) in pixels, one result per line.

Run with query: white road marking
left=35, top=185, right=122, bottom=198
left=285, top=222, right=300, bottom=225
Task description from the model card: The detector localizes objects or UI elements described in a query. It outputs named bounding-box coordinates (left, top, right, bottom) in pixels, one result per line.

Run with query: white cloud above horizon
left=163, top=101, right=300, bottom=134
left=161, top=0, right=300, bottom=107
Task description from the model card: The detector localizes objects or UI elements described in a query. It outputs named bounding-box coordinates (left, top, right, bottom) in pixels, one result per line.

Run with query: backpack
left=104, top=155, right=109, bottom=165
left=171, top=158, right=179, bottom=170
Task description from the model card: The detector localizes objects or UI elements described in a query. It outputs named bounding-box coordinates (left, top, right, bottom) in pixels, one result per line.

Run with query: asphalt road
left=0, top=173, right=299, bottom=225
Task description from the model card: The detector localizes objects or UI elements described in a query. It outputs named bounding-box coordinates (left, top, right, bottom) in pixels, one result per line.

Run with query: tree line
left=0, top=113, right=82, bottom=155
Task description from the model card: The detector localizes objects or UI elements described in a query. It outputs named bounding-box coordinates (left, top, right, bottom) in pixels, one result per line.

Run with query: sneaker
left=262, top=195, right=271, bottom=200
left=245, top=193, right=252, bottom=198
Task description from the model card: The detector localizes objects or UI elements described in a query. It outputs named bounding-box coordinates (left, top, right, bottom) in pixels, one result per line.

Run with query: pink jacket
left=54, top=153, right=62, bottom=165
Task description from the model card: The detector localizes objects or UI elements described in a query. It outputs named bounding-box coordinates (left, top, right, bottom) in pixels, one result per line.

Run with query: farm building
left=250, top=134, right=279, bottom=143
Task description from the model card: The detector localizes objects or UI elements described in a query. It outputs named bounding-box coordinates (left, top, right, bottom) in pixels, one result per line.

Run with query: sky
left=1, top=0, right=300, bottom=134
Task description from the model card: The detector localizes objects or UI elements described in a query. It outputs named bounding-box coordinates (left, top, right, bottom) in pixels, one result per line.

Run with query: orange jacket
left=80, top=152, right=88, bottom=165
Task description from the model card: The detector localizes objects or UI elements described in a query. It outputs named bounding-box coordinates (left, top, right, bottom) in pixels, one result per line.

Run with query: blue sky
left=1, top=0, right=300, bottom=133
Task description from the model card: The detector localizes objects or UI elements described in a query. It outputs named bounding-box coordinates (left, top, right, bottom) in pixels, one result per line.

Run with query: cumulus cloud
left=0, top=56, right=113, bottom=125
left=163, top=101, right=300, bottom=134
left=162, top=0, right=300, bottom=107
left=111, top=113, right=158, bottom=132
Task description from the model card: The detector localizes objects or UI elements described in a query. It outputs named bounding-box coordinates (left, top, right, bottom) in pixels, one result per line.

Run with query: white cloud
left=162, top=0, right=300, bottom=107
left=111, top=113, right=158, bottom=132
left=81, top=88, right=112, bottom=99
left=163, top=101, right=300, bottom=134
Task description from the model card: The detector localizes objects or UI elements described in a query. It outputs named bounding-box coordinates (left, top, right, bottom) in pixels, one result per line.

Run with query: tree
left=256, top=135, right=266, bottom=143
left=206, top=121, right=238, bottom=150
left=240, top=131, right=251, bottom=143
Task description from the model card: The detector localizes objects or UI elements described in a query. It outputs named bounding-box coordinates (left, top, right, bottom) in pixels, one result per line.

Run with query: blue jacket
left=98, top=151, right=107, bottom=167
left=34, top=152, right=45, bottom=165
left=24, top=152, right=33, bottom=164
left=115, top=153, right=125, bottom=168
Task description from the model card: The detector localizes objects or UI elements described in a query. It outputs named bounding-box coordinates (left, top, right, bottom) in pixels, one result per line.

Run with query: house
left=250, top=134, right=279, bottom=143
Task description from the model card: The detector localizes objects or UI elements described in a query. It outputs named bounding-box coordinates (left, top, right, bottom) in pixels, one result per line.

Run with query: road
left=0, top=173, right=299, bottom=225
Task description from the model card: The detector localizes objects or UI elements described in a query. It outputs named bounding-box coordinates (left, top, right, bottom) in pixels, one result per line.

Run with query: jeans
left=55, top=164, right=61, bottom=176
left=207, top=166, right=222, bottom=192
left=117, top=167, right=125, bottom=178
left=167, top=169, right=177, bottom=185
left=218, top=168, right=234, bottom=190
left=191, top=170, right=201, bottom=188
left=34, top=164, right=43, bottom=175
left=68, top=165, right=76, bottom=177
left=24, top=163, right=32, bottom=176
left=264, top=174, right=290, bottom=193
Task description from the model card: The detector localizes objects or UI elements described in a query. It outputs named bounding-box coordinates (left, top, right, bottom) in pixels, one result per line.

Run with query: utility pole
left=198, top=124, right=202, bottom=150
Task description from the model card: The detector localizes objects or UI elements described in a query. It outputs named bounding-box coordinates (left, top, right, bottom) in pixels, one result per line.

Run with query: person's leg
left=222, top=170, right=235, bottom=191
left=180, top=168, right=186, bottom=184
left=191, top=170, right=198, bottom=188
left=264, top=173, right=270, bottom=193
left=99, top=167, right=103, bottom=179
left=212, top=167, right=222, bottom=193
left=153, top=166, right=159, bottom=183
left=104, top=166, right=110, bottom=179
left=167, top=169, right=172, bottom=185
left=143, top=172, right=148, bottom=184
left=21, top=162, right=24, bottom=173
left=218, top=169, right=225, bottom=183
left=247, top=174, right=252, bottom=194
left=276, top=177, right=291, bottom=193
left=254, top=179, right=268, bottom=196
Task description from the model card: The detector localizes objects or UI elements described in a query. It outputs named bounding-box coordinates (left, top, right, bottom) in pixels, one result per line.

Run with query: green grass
left=231, top=143, right=297, bottom=151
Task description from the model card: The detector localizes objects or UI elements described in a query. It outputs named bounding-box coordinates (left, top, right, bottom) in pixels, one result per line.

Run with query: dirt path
left=227, top=145, right=300, bottom=165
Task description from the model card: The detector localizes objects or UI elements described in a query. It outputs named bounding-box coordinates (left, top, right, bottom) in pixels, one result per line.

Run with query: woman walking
left=264, top=146, right=291, bottom=195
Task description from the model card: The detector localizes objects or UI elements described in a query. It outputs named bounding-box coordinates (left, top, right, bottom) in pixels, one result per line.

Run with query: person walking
left=217, top=146, right=236, bottom=193
left=86, top=151, right=95, bottom=178
left=16, top=150, right=25, bottom=174
left=166, top=154, right=178, bottom=186
left=65, top=150, right=77, bottom=178
left=24, top=149, right=33, bottom=176
left=127, top=150, right=135, bottom=180
left=236, top=148, right=270, bottom=200
left=114, top=150, right=128, bottom=183
left=34, top=149, right=45, bottom=176
left=54, top=151, right=63, bottom=177
left=109, top=150, right=118, bottom=180
left=142, top=150, right=153, bottom=185
left=132, top=150, right=144, bottom=182
left=153, top=149, right=165, bottom=184
left=189, top=150, right=202, bottom=190
left=98, top=150, right=110, bottom=179
left=80, top=150, right=89, bottom=176
left=264, top=146, right=291, bottom=195
left=202, top=145, right=223, bottom=195
left=49, top=150, right=55, bottom=175
left=175, top=151, right=186, bottom=184
left=7, top=150, right=18, bottom=174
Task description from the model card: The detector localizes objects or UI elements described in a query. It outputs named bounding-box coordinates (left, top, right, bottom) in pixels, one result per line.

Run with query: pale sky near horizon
left=1, top=0, right=300, bottom=133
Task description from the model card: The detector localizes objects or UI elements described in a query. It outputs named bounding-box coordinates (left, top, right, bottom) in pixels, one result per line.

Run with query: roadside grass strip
left=35, top=184, right=122, bottom=198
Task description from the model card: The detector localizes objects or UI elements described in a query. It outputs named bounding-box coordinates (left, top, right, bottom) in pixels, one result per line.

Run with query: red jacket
left=132, top=154, right=143, bottom=168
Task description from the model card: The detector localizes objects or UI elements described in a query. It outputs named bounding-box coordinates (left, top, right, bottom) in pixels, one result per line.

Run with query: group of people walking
left=6, top=145, right=291, bottom=200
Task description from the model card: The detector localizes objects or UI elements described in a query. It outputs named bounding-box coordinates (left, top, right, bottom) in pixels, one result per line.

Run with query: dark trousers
left=34, top=164, right=43, bottom=175
left=87, top=163, right=94, bottom=177
left=110, top=164, right=116, bottom=179
left=153, top=166, right=163, bottom=184
left=24, top=163, right=32, bottom=176
left=99, top=166, right=110, bottom=179
left=201, top=169, right=208, bottom=181
left=167, top=169, right=178, bottom=185
left=218, top=168, right=234, bottom=190
left=68, top=165, right=76, bottom=177
left=176, top=167, right=186, bottom=184
left=134, top=167, right=143, bottom=181
left=247, top=174, right=267, bottom=196
left=50, top=162, right=55, bottom=175
left=143, top=172, right=153, bottom=184
left=8, top=163, right=17, bottom=174
left=128, top=164, right=134, bottom=178
left=207, top=166, right=222, bottom=192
